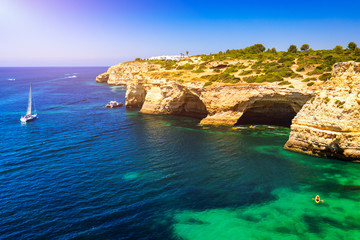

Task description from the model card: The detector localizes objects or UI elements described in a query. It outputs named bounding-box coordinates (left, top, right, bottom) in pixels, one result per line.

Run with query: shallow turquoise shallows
left=0, top=67, right=359, bottom=240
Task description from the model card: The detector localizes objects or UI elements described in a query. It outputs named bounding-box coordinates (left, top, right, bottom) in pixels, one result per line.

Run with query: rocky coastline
left=97, top=60, right=360, bottom=162
left=285, top=61, right=360, bottom=162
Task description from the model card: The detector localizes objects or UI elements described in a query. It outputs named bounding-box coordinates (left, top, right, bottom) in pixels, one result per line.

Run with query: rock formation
left=97, top=62, right=159, bottom=85
left=285, top=61, right=360, bottom=162
left=97, top=61, right=313, bottom=127
left=96, top=73, right=109, bottom=83
left=124, top=80, right=312, bottom=126
left=97, top=60, right=360, bottom=161
left=200, top=85, right=311, bottom=126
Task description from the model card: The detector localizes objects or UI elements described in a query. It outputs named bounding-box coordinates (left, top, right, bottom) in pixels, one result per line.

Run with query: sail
left=26, top=83, right=32, bottom=115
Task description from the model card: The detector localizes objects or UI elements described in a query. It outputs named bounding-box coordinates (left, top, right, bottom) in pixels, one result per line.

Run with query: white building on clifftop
left=149, top=55, right=184, bottom=61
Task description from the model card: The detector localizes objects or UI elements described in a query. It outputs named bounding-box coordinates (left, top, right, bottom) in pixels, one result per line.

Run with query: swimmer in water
left=312, top=195, right=324, bottom=203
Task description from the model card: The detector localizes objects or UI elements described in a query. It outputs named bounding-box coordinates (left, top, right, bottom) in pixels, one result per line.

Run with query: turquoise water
left=0, top=67, right=359, bottom=239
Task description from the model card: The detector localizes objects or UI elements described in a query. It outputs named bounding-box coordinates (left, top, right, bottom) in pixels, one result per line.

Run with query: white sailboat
left=20, top=83, right=38, bottom=123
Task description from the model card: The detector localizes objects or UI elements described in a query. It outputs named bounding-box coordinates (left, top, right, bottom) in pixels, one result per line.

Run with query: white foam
left=65, top=75, right=77, bottom=79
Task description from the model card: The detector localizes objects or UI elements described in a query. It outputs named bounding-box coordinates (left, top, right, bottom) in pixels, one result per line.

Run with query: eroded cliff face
left=97, top=62, right=159, bottom=85
left=98, top=60, right=360, bottom=161
left=96, top=73, right=109, bottom=83
left=285, top=61, right=360, bottom=161
left=124, top=79, right=313, bottom=126
left=98, top=61, right=314, bottom=127
left=200, top=85, right=311, bottom=126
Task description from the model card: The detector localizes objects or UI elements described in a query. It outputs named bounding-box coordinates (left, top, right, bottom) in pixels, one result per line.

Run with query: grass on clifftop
left=133, top=43, right=360, bottom=87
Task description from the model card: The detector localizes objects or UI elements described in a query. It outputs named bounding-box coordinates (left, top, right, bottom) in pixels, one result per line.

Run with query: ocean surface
left=0, top=67, right=359, bottom=240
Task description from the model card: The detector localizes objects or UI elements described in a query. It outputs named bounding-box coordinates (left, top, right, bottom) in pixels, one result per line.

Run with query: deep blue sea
left=0, top=67, right=359, bottom=240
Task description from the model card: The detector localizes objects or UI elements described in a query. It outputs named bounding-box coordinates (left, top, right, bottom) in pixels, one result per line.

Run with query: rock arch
left=179, top=92, right=208, bottom=119
left=235, top=101, right=298, bottom=127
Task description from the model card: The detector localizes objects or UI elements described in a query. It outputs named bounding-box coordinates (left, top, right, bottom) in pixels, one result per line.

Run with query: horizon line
left=0, top=66, right=110, bottom=68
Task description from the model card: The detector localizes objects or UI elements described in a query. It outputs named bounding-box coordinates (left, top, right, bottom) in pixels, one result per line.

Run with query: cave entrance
left=236, top=101, right=297, bottom=127
left=179, top=93, right=208, bottom=119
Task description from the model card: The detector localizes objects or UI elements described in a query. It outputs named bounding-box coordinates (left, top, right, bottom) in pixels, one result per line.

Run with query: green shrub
left=288, top=45, right=298, bottom=53
left=289, top=85, right=295, bottom=88
left=296, top=66, right=305, bottom=72
left=302, top=77, right=316, bottom=82
left=278, top=56, right=295, bottom=64
left=300, top=44, right=310, bottom=51
left=202, top=73, right=240, bottom=83
left=335, top=99, right=345, bottom=108
left=224, top=66, right=238, bottom=74
left=307, top=68, right=324, bottom=75
left=348, top=42, right=357, bottom=51
left=307, top=82, right=315, bottom=86
left=243, top=73, right=282, bottom=83
left=173, top=72, right=183, bottom=77
left=177, top=63, right=194, bottom=70
left=319, top=73, right=332, bottom=81
left=243, top=76, right=256, bottom=83
left=198, top=65, right=206, bottom=70
left=239, top=70, right=253, bottom=75
left=324, top=97, right=330, bottom=104
left=203, top=81, right=212, bottom=87
left=355, top=47, right=360, bottom=56
left=192, top=69, right=205, bottom=73
left=334, top=45, right=343, bottom=54
left=278, top=80, right=291, bottom=85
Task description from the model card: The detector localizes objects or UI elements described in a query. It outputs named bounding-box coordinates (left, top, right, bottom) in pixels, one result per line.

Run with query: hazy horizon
left=1, top=0, right=360, bottom=67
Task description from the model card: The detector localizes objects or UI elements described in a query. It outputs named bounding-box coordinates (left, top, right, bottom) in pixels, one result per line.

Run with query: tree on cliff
left=300, top=44, right=310, bottom=51
left=244, top=44, right=266, bottom=54
left=355, top=47, right=360, bottom=56
left=186, top=51, right=189, bottom=56
left=288, top=45, right=298, bottom=53
left=334, top=45, right=343, bottom=54
left=254, top=44, right=266, bottom=52
left=348, top=42, right=357, bottom=51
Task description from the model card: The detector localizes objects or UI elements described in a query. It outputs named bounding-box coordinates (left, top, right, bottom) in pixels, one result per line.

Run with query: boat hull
left=20, top=114, right=38, bottom=123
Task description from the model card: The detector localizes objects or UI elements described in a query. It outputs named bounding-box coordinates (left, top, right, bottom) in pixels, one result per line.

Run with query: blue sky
left=1, top=0, right=360, bottom=66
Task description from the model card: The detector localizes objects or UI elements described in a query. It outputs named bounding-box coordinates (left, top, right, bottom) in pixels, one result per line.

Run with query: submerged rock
left=106, top=101, right=123, bottom=108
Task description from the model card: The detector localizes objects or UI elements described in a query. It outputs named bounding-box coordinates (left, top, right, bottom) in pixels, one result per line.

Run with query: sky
left=1, top=0, right=360, bottom=66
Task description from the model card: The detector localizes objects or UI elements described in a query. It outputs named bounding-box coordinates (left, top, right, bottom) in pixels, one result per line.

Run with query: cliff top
left=103, top=44, right=360, bottom=90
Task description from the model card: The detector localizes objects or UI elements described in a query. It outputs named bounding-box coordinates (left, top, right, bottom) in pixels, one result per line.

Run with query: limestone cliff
left=98, top=59, right=360, bottom=161
left=285, top=61, right=360, bottom=162
left=96, top=73, right=109, bottom=83
left=199, top=85, right=311, bottom=126
left=97, top=62, right=159, bottom=85
left=125, top=80, right=312, bottom=126
left=98, top=60, right=313, bottom=127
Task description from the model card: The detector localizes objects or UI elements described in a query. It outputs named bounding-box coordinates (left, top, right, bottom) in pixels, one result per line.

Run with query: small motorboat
left=106, top=101, right=123, bottom=108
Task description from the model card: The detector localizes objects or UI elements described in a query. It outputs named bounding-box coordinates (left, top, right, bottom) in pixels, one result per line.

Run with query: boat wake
left=65, top=73, right=78, bottom=79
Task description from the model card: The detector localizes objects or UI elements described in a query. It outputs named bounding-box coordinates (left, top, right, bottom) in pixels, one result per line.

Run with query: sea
left=0, top=67, right=359, bottom=240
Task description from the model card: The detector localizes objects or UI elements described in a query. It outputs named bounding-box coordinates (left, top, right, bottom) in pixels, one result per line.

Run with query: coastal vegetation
left=133, top=42, right=359, bottom=88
